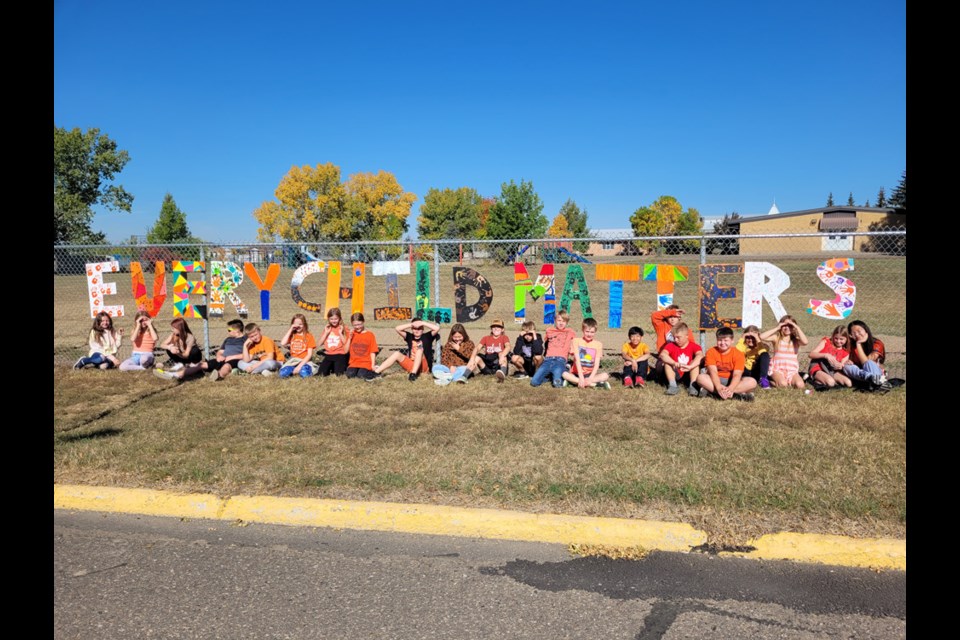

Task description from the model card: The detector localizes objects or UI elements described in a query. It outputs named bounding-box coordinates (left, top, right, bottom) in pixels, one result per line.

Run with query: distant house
left=586, top=229, right=635, bottom=256
left=732, top=206, right=905, bottom=254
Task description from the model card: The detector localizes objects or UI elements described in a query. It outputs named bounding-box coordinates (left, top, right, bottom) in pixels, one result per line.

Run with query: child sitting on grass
left=346, top=313, right=379, bottom=381
left=432, top=323, right=475, bottom=385
left=562, top=317, right=611, bottom=389
left=808, top=325, right=853, bottom=390
left=509, top=321, right=544, bottom=379
left=842, top=319, right=890, bottom=392
left=621, top=325, right=651, bottom=388
left=374, top=318, right=441, bottom=381
left=695, top=326, right=757, bottom=401
left=238, top=322, right=284, bottom=376
left=466, top=318, right=511, bottom=382
left=761, top=315, right=809, bottom=390
left=530, top=310, right=577, bottom=388
left=74, top=311, right=123, bottom=370
left=119, top=311, right=157, bottom=371
left=279, top=313, right=317, bottom=378
left=735, top=325, right=771, bottom=389
left=155, top=319, right=246, bottom=382
left=658, top=322, right=703, bottom=396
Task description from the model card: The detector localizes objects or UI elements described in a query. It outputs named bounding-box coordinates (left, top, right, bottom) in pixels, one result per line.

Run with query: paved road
left=55, top=510, right=905, bottom=639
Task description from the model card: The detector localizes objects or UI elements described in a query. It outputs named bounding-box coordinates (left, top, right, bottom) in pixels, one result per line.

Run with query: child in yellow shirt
left=621, top=326, right=652, bottom=388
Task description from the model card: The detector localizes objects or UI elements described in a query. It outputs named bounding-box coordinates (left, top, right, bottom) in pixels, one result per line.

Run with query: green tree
left=417, top=187, right=483, bottom=240
left=486, top=179, right=547, bottom=239
left=672, top=206, right=704, bottom=254
left=847, top=192, right=855, bottom=206
left=875, top=187, right=887, bottom=208
left=629, top=195, right=701, bottom=253
left=889, top=170, right=906, bottom=214
left=826, top=192, right=835, bottom=207
left=147, top=193, right=193, bottom=243
left=559, top=198, right=589, bottom=251
left=708, top=212, right=741, bottom=255
left=54, top=126, right=134, bottom=244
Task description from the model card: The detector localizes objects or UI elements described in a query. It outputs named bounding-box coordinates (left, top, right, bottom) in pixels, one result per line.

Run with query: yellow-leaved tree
left=254, top=163, right=416, bottom=242
left=547, top=213, right=573, bottom=238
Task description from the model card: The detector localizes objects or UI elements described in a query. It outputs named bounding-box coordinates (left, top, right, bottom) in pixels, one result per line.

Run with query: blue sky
left=54, top=0, right=906, bottom=244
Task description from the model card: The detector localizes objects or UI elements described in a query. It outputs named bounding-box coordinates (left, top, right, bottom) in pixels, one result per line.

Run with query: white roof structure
left=767, top=201, right=780, bottom=215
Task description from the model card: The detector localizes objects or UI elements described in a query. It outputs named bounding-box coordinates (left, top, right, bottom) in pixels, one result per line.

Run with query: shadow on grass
left=56, top=427, right=124, bottom=443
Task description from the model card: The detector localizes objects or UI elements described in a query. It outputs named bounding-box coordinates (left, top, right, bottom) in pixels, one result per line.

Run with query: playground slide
left=557, top=247, right=591, bottom=263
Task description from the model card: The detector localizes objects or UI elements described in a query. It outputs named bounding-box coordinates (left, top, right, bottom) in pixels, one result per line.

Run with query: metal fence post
left=433, top=242, right=441, bottom=311
left=200, top=243, right=210, bottom=359
left=698, top=234, right=707, bottom=349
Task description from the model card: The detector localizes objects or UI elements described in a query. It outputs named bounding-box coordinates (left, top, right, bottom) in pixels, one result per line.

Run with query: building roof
left=735, top=206, right=895, bottom=225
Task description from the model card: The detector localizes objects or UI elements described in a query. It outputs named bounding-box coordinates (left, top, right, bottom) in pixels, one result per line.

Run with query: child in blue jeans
left=530, top=310, right=577, bottom=388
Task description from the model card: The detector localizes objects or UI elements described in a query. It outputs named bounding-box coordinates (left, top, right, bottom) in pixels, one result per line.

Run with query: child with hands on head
left=510, top=321, right=544, bottom=379
left=374, top=318, right=441, bottom=381
left=119, top=310, right=158, bottom=371
left=761, top=315, right=809, bottom=390
left=842, top=319, right=890, bottom=391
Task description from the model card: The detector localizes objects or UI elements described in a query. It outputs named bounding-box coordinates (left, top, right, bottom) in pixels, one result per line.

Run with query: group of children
left=74, top=306, right=894, bottom=395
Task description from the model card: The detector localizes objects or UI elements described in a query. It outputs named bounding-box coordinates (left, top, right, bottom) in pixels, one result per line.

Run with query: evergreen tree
left=863, top=199, right=871, bottom=207
left=558, top=198, right=589, bottom=251
left=889, top=170, right=906, bottom=214
left=826, top=192, right=835, bottom=207
left=847, top=192, right=855, bottom=206
left=147, top=193, right=193, bottom=243
left=875, top=187, right=887, bottom=208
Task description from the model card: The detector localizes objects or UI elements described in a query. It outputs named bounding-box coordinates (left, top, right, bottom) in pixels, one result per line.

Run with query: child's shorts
left=399, top=354, right=430, bottom=374
left=479, top=354, right=501, bottom=371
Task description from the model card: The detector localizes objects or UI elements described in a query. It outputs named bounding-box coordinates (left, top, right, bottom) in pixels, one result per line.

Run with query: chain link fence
left=54, top=227, right=906, bottom=376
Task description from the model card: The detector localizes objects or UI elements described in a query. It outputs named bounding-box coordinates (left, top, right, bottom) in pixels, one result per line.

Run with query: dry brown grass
left=53, top=363, right=906, bottom=544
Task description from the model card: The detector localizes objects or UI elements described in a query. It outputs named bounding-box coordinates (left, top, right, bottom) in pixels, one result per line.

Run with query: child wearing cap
left=466, top=318, right=511, bottom=382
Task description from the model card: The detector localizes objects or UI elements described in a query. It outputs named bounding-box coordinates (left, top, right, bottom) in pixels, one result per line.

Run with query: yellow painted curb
left=54, top=484, right=704, bottom=552
left=54, top=484, right=905, bottom=570
left=722, top=532, right=906, bottom=571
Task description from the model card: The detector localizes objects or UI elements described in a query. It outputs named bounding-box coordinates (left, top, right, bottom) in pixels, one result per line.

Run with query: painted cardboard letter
left=596, top=264, right=640, bottom=329
left=372, top=260, right=412, bottom=320
left=698, top=264, right=741, bottom=330
left=807, top=258, right=856, bottom=319
left=290, top=261, right=328, bottom=313
left=243, top=263, right=281, bottom=320
left=129, top=261, right=167, bottom=317
left=643, top=264, right=689, bottom=310
left=86, top=260, right=124, bottom=318
left=453, top=267, right=493, bottom=323
left=514, top=263, right=556, bottom=325
left=559, top=265, right=593, bottom=319
left=741, top=262, right=790, bottom=328
left=172, top=261, right=206, bottom=318
left=209, top=261, right=248, bottom=318
left=414, top=260, right=451, bottom=323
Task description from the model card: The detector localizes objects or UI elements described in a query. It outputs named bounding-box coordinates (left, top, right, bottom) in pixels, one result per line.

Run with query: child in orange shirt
left=621, top=325, right=651, bottom=388
left=695, top=327, right=757, bottom=401
left=346, top=312, right=380, bottom=381
left=279, top=313, right=317, bottom=378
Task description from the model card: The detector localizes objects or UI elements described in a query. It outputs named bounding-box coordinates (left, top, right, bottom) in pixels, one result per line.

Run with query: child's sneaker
left=408, top=373, right=419, bottom=382
left=73, top=358, right=85, bottom=370
left=168, top=362, right=185, bottom=372
left=261, top=370, right=276, bottom=377
left=689, top=385, right=700, bottom=397
left=636, top=377, right=646, bottom=389
left=698, top=386, right=711, bottom=398
left=759, top=376, right=770, bottom=389
left=665, top=384, right=679, bottom=396
left=598, top=381, right=611, bottom=390
left=153, top=368, right=175, bottom=381
left=623, top=376, right=634, bottom=388
left=208, top=369, right=220, bottom=382
left=733, top=392, right=755, bottom=402
left=562, top=379, right=569, bottom=388
left=495, top=370, right=505, bottom=383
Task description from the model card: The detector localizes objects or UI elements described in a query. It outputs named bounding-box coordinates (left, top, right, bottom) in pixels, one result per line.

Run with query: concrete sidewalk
left=54, top=484, right=905, bottom=571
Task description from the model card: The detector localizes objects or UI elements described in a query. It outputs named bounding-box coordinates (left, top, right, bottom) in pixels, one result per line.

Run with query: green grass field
left=54, top=363, right=906, bottom=545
